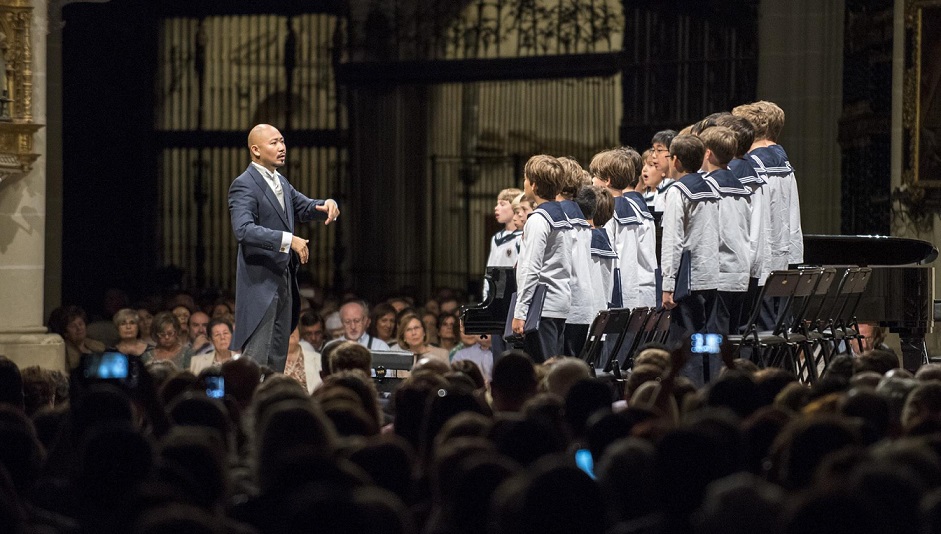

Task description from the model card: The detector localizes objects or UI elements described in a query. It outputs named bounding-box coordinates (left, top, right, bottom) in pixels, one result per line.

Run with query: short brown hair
left=524, top=155, right=565, bottom=200
left=715, top=114, right=755, bottom=158
left=620, top=146, right=643, bottom=187
left=699, top=126, right=738, bottom=166
left=592, top=186, right=615, bottom=227
left=330, top=341, right=372, bottom=375
left=669, top=134, right=706, bottom=174
left=557, top=157, right=586, bottom=200
left=732, top=100, right=785, bottom=142
left=589, top=149, right=634, bottom=190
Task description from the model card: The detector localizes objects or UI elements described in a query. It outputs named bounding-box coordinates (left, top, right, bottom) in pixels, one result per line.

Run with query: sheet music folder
left=503, top=284, right=548, bottom=341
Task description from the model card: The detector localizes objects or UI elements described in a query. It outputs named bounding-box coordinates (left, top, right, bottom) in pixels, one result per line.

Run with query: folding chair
left=816, top=268, right=872, bottom=358
left=796, top=268, right=839, bottom=374
left=729, top=270, right=802, bottom=369
left=601, top=307, right=650, bottom=379
left=652, top=308, right=672, bottom=344
left=767, top=268, right=825, bottom=384
left=619, top=308, right=663, bottom=372
left=579, top=309, right=611, bottom=372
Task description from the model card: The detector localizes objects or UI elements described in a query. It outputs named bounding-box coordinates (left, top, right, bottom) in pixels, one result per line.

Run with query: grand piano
left=463, top=235, right=939, bottom=371
left=801, top=235, right=937, bottom=371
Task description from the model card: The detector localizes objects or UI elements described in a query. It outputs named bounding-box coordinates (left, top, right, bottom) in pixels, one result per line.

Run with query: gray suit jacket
left=227, top=164, right=327, bottom=351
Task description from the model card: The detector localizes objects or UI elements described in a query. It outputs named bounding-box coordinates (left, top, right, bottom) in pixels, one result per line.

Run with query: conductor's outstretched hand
left=317, top=199, right=340, bottom=225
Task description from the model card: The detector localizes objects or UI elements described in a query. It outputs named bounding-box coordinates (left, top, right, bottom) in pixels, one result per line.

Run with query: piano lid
left=802, top=234, right=938, bottom=266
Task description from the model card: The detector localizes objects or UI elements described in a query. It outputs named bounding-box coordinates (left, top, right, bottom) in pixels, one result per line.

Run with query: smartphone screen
left=575, top=448, right=595, bottom=479
left=691, top=333, right=723, bottom=354
left=205, top=376, right=225, bottom=399
left=84, top=352, right=129, bottom=379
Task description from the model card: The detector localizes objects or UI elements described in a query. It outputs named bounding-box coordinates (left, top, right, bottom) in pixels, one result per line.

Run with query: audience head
left=396, top=312, right=428, bottom=351
left=490, top=350, right=538, bottom=412
left=113, top=308, right=141, bottom=340
left=151, top=311, right=183, bottom=349
left=367, top=302, right=397, bottom=342
left=0, top=357, right=24, bottom=410
left=339, top=300, right=370, bottom=342
left=330, top=341, right=372, bottom=376
left=187, top=311, right=209, bottom=343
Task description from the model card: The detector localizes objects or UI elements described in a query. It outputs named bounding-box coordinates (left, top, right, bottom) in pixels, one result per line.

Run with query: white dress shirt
left=251, top=161, right=293, bottom=253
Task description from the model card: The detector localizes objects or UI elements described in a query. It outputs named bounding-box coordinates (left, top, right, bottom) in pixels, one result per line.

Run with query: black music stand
left=601, top=307, right=648, bottom=379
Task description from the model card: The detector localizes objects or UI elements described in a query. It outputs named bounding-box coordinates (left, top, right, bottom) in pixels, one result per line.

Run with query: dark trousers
left=242, top=267, right=291, bottom=372
left=563, top=323, right=590, bottom=358
left=524, top=317, right=566, bottom=363
left=668, top=289, right=720, bottom=388
left=717, top=290, right=747, bottom=335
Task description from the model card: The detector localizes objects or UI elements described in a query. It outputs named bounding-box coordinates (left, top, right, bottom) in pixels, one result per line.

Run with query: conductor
left=228, top=123, right=340, bottom=371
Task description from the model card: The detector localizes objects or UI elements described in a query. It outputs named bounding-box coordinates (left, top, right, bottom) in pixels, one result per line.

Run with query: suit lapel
left=247, top=165, right=290, bottom=228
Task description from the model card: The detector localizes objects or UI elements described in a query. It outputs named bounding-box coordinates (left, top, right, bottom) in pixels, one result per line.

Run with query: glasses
left=157, top=330, right=177, bottom=339
left=653, top=148, right=670, bottom=154
left=118, top=320, right=137, bottom=327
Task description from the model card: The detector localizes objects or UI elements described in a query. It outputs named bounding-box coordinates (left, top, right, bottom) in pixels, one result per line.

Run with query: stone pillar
left=757, top=0, right=845, bottom=234
left=0, top=0, right=64, bottom=370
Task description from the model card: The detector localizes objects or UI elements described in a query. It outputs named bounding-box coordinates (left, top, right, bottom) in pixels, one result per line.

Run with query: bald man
left=228, top=124, right=340, bottom=371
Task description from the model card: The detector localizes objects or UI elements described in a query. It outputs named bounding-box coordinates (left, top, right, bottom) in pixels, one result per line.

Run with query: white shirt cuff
left=280, top=232, right=292, bottom=253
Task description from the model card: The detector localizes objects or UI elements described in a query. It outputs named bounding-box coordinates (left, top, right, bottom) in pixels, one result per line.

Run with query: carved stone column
left=0, top=0, right=61, bottom=370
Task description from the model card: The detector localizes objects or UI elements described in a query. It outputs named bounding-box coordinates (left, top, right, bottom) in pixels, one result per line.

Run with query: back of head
left=20, top=366, right=55, bottom=416
left=591, top=186, right=614, bottom=227
left=0, top=357, right=23, bottom=410
left=158, top=427, right=227, bottom=511
left=490, top=350, right=537, bottom=412
left=690, top=111, right=732, bottom=136
left=545, top=357, right=591, bottom=399
left=589, top=148, right=634, bottom=190
left=732, top=100, right=785, bottom=142
left=596, top=437, right=657, bottom=523
left=330, top=341, right=372, bottom=375
left=699, top=126, right=738, bottom=167
left=619, top=146, right=643, bottom=187
left=902, top=381, right=941, bottom=432
left=515, top=458, right=605, bottom=534
left=564, top=378, right=615, bottom=439
left=256, top=399, right=336, bottom=489
left=670, top=134, right=706, bottom=174
left=693, top=472, right=784, bottom=534
left=220, top=357, right=261, bottom=408
left=705, top=370, right=758, bottom=419
left=769, top=414, right=859, bottom=490
left=556, top=157, right=585, bottom=199
left=854, top=349, right=899, bottom=375
left=574, top=185, right=598, bottom=221
left=715, top=114, right=756, bottom=158
left=524, top=154, right=564, bottom=200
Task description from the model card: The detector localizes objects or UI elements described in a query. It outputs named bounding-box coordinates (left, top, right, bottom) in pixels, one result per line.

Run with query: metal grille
left=156, top=13, right=345, bottom=290
left=427, top=76, right=620, bottom=291
left=346, top=0, right=623, bottom=61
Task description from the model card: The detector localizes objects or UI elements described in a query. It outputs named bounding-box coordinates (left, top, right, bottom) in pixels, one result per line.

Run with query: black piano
left=460, top=266, right=516, bottom=336
left=802, top=234, right=937, bottom=370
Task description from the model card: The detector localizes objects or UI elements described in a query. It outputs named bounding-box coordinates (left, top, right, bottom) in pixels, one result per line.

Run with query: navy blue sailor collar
left=558, top=199, right=591, bottom=228
left=532, top=201, right=574, bottom=229
left=729, top=157, right=765, bottom=186
left=704, top=168, right=752, bottom=198
left=672, top=172, right=721, bottom=201
left=612, top=195, right=650, bottom=226
left=590, top=228, right=617, bottom=258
